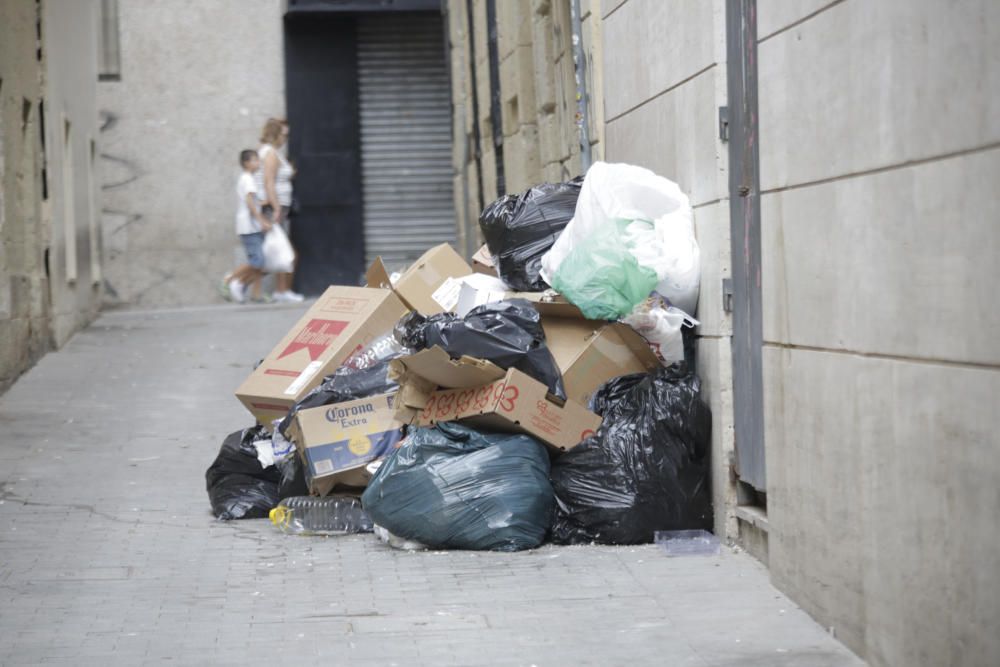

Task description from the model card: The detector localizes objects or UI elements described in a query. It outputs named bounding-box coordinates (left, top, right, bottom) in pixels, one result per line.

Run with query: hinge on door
left=718, top=106, right=729, bottom=142
left=722, top=278, right=734, bottom=313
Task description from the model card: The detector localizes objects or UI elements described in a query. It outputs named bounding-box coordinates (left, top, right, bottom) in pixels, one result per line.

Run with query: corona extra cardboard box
left=289, top=393, right=408, bottom=496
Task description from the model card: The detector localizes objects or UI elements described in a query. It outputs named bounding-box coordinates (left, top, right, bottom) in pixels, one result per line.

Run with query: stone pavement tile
left=0, top=305, right=863, bottom=665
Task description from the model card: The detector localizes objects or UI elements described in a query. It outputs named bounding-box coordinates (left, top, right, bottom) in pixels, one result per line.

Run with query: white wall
left=758, top=1, right=1000, bottom=664
left=98, top=0, right=286, bottom=307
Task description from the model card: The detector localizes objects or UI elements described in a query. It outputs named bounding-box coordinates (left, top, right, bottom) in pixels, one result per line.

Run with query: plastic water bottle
left=268, top=496, right=374, bottom=536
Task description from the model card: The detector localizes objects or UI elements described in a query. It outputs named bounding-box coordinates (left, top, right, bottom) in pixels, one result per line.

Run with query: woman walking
left=257, top=118, right=303, bottom=302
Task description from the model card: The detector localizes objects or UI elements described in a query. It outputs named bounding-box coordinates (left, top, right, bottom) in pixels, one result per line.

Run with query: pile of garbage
left=207, top=162, right=712, bottom=551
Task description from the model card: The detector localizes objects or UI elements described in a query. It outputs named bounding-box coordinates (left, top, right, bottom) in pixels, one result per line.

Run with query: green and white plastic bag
left=541, top=162, right=700, bottom=318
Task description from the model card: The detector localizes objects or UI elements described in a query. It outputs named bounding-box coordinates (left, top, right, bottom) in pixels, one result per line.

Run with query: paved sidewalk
left=0, top=305, right=863, bottom=666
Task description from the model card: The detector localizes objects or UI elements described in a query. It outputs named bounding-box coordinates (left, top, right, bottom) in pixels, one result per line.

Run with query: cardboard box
left=366, top=243, right=473, bottom=315
left=235, top=286, right=408, bottom=427
left=388, top=346, right=506, bottom=420
left=414, top=367, right=601, bottom=453
left=470, top=244, right=496, bottom=275
left=453, top=274, right=510, bottom=317
left=290, top=393, right=408, bottom=496
left=541, top=317, right=661, bottom=406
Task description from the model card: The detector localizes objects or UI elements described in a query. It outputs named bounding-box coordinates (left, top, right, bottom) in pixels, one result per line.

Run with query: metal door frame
left=726, top=0, right=766, bottom=493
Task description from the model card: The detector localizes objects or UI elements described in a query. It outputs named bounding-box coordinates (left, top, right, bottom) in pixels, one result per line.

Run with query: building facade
left=97, top=0, right=286, bottom=308
left=0, top=0, right=104, bottom=391
left=447, top=1, right=1000, bottom=665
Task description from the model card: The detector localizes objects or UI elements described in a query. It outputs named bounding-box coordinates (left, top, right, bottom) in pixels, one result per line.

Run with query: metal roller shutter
left=357, top=14, right=456, bottom=271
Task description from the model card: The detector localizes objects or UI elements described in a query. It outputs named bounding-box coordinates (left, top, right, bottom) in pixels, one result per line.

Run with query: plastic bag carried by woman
left=540, top=162, right=700, bottom=319
left=262, top=225, right=295, bottom=274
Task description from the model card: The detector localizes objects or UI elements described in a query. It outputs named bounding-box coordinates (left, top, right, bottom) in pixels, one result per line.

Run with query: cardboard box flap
left=396, top=346, right=507, bottom=389
left=365, top=244, right=473, bottom=315
left=539, top=316, right=660, bottom=406
left=507, top=291, right=584, bottom=318
left=470, top=244, right=496, bottom=276
left=416, top=368, right=601, bottom=452
left=611, top=323, right=661, bottom=367
left=387, top=358, right=438, bottom=414
left=365, top=257, right=392, bottom=290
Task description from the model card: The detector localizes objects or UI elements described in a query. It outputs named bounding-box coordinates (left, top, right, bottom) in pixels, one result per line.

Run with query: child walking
left=222, top=150, right=272, bottom=302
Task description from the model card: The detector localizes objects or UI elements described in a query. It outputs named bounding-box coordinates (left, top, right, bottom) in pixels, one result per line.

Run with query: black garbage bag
left=361, top=422, right=554, bottom=551
left=479, top=177, right=583, bottom=291
left=205, top=426, right=281, bottom=520
left=549, top=364, right=712, bottom=545
left=276, top=452, right=309, bottom=499
left=396, top=299, right=566, bottom=399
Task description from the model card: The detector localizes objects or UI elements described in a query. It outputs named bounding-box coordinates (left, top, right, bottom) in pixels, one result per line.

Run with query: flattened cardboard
left=470, top=244, right=496, bottom=275
left=388, top=347, right=507, bottom=420
left=365, top=243, right=473, bottom=315
left=235, top=286, right=408, bottom=427
left=415, top=368, right=601, bottom=453
left=541, top=317, right=660, bottom=406
left=292, top=393, right=408, bottom=496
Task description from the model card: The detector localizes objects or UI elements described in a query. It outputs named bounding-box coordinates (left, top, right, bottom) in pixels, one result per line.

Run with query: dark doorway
left=284, top=14, right=364, bottom=294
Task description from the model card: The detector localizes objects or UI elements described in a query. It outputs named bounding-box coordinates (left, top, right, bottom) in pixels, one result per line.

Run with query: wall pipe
left=569, top=0, right=592, bottom=172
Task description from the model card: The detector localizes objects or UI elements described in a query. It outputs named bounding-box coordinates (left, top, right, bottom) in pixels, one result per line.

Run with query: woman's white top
left=255, top=143, right=293, bottom=207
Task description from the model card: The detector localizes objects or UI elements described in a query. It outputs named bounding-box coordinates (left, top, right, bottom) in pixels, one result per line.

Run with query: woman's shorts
left=240, top=232, right=265, bottom=269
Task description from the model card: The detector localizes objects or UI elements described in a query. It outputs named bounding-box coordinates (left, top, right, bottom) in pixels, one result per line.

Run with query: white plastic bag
left=622, top=297, right=699, bottom=365
left=262, top=225, right=295, bottom=273
left=541, top=162, right=701, bottom=315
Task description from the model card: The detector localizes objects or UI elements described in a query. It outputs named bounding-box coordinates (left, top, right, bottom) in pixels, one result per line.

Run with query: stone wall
left=446, top=0, right=603, bottom=253
left=0, top=0, right=102, bottom=391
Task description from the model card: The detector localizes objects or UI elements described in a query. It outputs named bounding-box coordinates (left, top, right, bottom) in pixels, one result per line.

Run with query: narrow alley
left=0, top=305, right=861, bottom=666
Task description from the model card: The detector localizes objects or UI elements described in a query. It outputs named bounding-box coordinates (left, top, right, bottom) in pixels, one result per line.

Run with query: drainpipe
left=569, top=0, right=592, bottom=172
left=465, top=0, right=485, bottom=217
left=485, top=0, right=505, bottom=196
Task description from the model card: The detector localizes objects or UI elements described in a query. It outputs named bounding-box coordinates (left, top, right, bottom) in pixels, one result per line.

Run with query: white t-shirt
left=235, top=171, right=259, bottom=235
left=255, top=143, right=294, bottom=207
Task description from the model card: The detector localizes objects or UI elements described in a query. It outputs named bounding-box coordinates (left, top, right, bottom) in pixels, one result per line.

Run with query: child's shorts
left=240, top=232, right=265, bottom=269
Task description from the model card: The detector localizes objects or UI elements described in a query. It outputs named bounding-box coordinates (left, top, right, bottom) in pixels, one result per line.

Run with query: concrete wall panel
left=765, top=346, right=1000, bottom=665
left=758, top=0, right=1000, bottom=191
left=604, top=71, right=723, bottom=207
left=761, top=147, right=1000, bottom=364
left=600, top=0, right=627, bottom=20
left=602, top=0, right=715, bottom=120
left=757, top=0, right=835, bottom=41
left=692, top=201, right=731, bottom=338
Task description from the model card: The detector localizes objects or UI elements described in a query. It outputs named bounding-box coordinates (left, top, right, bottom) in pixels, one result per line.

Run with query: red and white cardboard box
left=235, top=286, right=408, bottom=428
